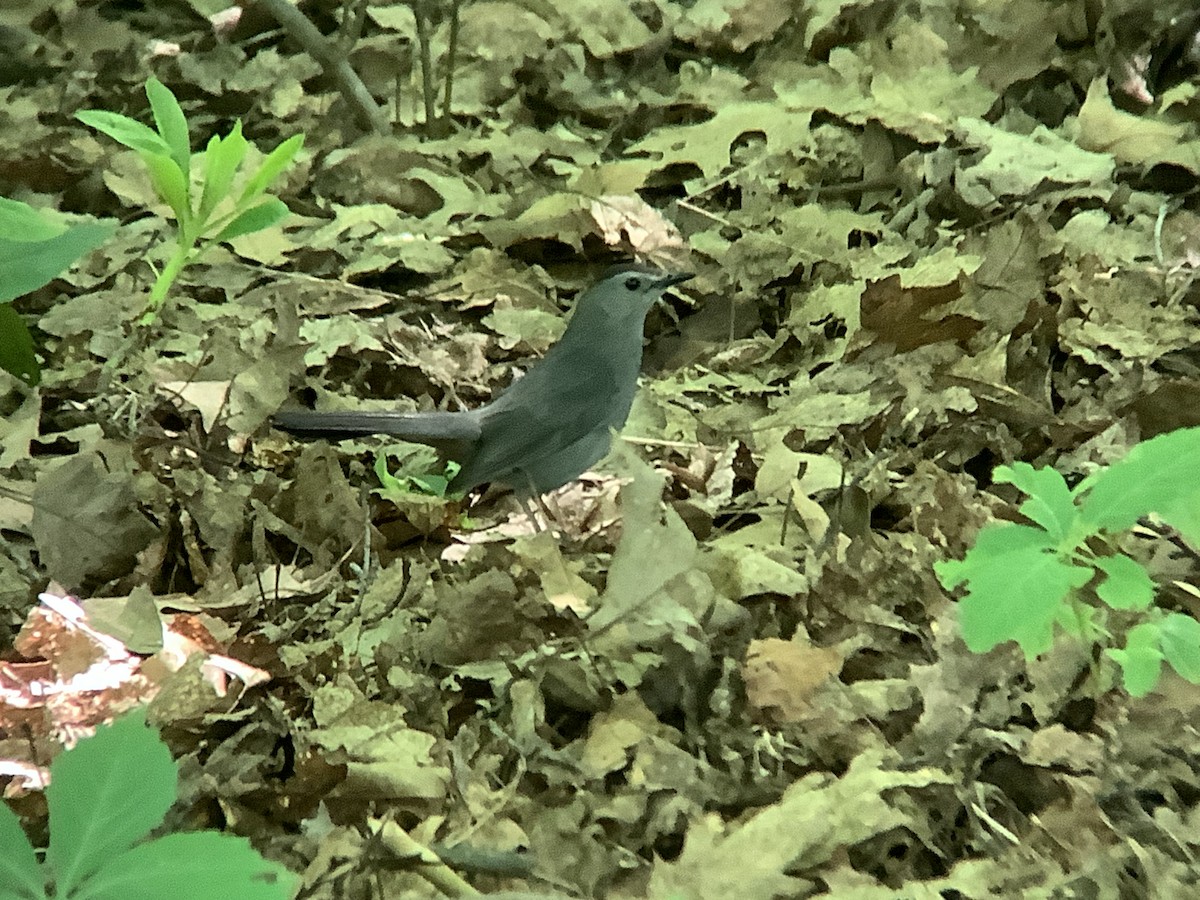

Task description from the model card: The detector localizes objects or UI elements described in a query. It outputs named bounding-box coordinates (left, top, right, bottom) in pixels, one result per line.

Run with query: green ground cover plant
left=938, top=426, right=1200, bottom=696
left=0, top=711, right=296, bottom=900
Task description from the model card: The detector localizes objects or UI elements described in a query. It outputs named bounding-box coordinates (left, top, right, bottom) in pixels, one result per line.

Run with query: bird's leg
left=516, top=494, right=547, bottom=533
left=517, top=472, right=564, bottom=536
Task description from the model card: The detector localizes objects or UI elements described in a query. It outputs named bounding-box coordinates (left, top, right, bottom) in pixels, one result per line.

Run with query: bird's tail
left=273, top=408, right=481, bottom=444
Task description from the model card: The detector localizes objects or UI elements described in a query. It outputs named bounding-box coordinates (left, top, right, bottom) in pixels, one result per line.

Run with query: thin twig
left=256, top=0, right=389, bottom=134
left=413, top=0, right=437, bottom=129
left=441, top=0, right=461, bottom=122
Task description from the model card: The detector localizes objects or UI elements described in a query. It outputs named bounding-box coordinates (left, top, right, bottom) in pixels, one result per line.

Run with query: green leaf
left=1080, top=427, right=1200, bottom=533
left=936, top=522, right=1056, bottom=590
left=1093, top=553, right=1155, bottom=610
left=144, top=152, right=191, bottom=224
left=145, top=77, right=191, bottom=179
left=69, top=831, right=297, bottom=900
left=212, top=197, right=289, bottom=242
left=0, top=196, right=68, bottom=242
left=1107, top=621, right=1164, bottom=697
left=1161, top=503, right=1200, bottom=549
left=1055, top=598, right=1102, bottom=641
left=373, top=449, right=456, bottom=498
left=1160, top=613, right=1200, bottom=683
left=198, top=123, right=249, bottom=222
left=0, top=219, right=115, bottom=303
left=238, top=133, right=304, bottom=203
left=407, top=471, right=454, bottom=496
left=0, top=800, right=46, bottom=900
left=45, top=710, right=177, bottom=896
left=993, top=462, right=1078, bottom=544
left=939, top=523, right=1091, bottom=656
left=374, top=451, right=406, bottom=494
left=75, top=109, right=172, bottom=158
left=0, top=304, right=39, bottom=385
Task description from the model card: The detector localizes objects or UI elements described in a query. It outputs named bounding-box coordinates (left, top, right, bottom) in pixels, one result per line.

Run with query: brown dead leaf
left=742, top=636, right=844, bottom=724
left=588, top=194, right=688, bottom=268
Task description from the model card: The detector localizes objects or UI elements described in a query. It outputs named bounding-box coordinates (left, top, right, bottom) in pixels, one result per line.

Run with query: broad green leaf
left=994, top=462, right=1077, bottom=544
left=145, top=77, right=191, bottom=179
left=940, top=523, right=1091, bottom=656
left=1055, top=598, right=1103, bottom=641
left=0, top=304, right=39, bottom=385
left=1107, top=621, right=1164, bottom=697
left=1160, top=613, right=1200, bottom=683
left=0, top=219, right=115, bottom=303
left=1080, top=427, right=1200, bottom=533
left=0, top=196, right=67, bottom=242
left=67, top=831, right=297, bottom=900
left=1093, top=553, right=1155, bottom=610
left=46, top=710, right=177, bottom=896
left=199, top=123, right=248, bottom=222
left=75, top=109, right=172, bottom=158
left=144, top=152, right=190, bottom=224
left=1161, top=503, right=1200, bottom=549
left=238, top=133, right=304, bottom=203
left=935, top=522, right=1055, bottom=590
left=0, top=800, right=46, bottom=900
left=212, top=197, right=289, bottom=242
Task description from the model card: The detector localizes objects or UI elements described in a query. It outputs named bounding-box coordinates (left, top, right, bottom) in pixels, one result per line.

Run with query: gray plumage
left=274, top=263, right=692, bottom=494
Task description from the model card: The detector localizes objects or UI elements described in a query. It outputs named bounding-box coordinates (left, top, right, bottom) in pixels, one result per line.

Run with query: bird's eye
left=623, top=276, right=641, bottom=291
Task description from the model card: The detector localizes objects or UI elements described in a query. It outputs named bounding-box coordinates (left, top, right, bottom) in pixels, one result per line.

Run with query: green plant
left=0, top=197, right=114, bottom=384
left=76, top=77, right=304, bottom=321
left=936, top=426, right=1200, bottom=696
left=0, top=710, right=297, bottom=900
left=374, top=447, right=460, bottom=499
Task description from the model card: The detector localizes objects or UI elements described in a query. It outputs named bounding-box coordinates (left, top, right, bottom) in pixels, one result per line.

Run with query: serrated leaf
left=941, top=523, right=1091, bottom=656
left=1080, top=427, right=1200, bottom=533
left=994, top=462, right=1077, bottom=543
left=146, top=77, right=191, bottom=179
left=0, top=800, right=45, bottom=900
left=76, top=109, right=172, bottom=158
left=1161, top=502, right=1200, bottom=549
left=1107, top=621, right=1164, bottom=697
left=212, top=198, right=290, bottom=242
left=935, top=522, right=1055, bottom=590
left=46, top=710, right=177, bottom=896
left=1094, top=553, right=1155, bottom=610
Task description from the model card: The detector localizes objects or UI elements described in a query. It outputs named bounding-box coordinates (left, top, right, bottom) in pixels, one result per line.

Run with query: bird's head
left=580, top=262, right=693, bottom=321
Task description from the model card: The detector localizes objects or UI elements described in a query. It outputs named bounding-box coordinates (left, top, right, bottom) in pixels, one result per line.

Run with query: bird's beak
left=659, top=272, right=694, bottom=289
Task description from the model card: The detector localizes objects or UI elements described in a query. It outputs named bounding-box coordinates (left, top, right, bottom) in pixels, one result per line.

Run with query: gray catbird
left=274, top=263, right=692, bottom=494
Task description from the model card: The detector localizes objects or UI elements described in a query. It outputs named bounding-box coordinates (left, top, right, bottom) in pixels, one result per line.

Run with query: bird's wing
left=451, top=355, right=630, bottom=491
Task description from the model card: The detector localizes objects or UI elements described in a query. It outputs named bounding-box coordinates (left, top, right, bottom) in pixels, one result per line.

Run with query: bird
left=274, top=263, right=693, bottom=496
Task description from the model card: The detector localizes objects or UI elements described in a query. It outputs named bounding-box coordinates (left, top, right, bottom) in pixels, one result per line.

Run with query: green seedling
left=77, top=77, right=303, bottom=321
